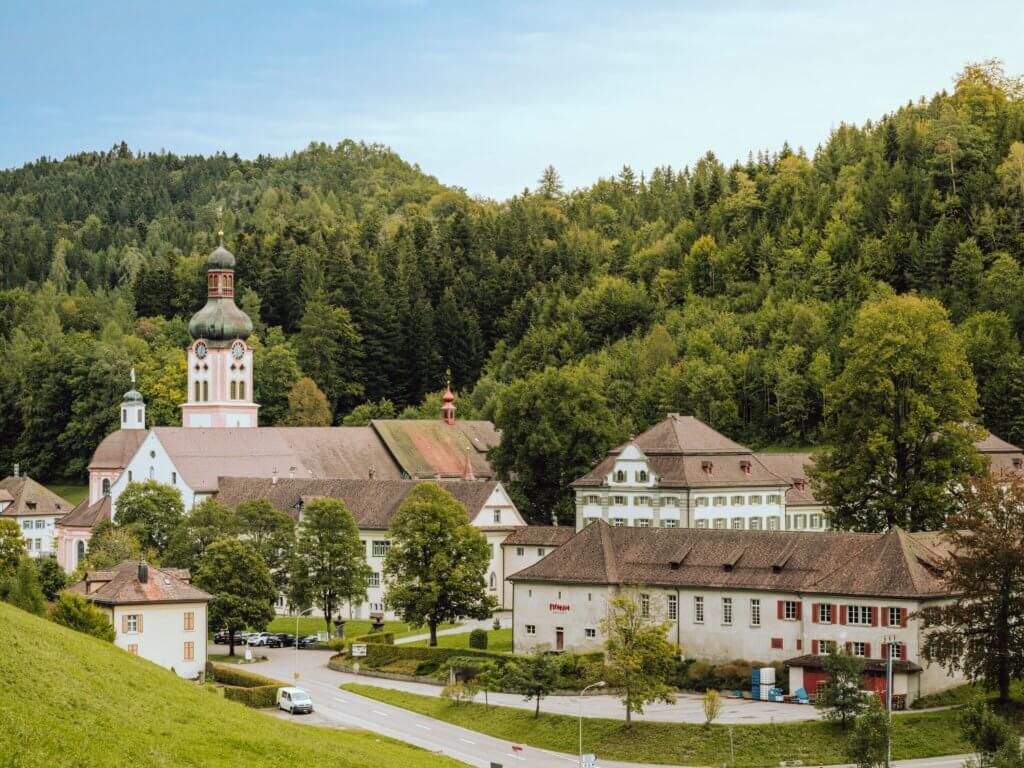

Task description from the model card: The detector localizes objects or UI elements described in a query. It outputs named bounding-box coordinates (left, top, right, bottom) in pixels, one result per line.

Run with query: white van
left=276, top=687, right=313, bottom=714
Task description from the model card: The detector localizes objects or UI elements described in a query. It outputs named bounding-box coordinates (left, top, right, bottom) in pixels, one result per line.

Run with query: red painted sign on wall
left=549, top=603, right=571, bottom=613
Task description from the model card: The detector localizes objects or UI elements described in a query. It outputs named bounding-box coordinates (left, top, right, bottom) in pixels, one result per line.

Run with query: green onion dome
left=207, top=245, right=236, bottom=269
left=188, top=299, right=253, bottom=342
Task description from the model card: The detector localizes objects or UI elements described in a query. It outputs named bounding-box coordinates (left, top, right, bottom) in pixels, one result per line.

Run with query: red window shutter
left=795, top=602, right=802, bottom=621
left=796, top=639, right=802, bottom=651
left=870, top=607, right=878, bottom=626
left=771, top=637, right=783, bottom=649
left=839, top=605, right=847, bottom=624
left=882, top=643, right=889, bottom=660
left=845, top=641, right=852, bottom=653
left=811, top=603, right=818, bottom=624
left=777, top=600, right=784, bottom=619
left=831, top=604, right=838, bottom=623
left=864, top=643, right=872, bottom=658
left=900, top=608, right=908, bottom=628
left=900, top=644, right=907, bottom=661
left=812, top=640, right=819, bottom=654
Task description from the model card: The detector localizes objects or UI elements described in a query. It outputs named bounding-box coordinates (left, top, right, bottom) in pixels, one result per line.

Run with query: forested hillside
left=2, top=62, right=1023, bottom=522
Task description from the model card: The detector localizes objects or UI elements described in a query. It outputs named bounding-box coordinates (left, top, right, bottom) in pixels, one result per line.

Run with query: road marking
left=541, top=750, right=576, bottom=762
left=505, top=753, right=527, bottom=762
left=372, top=709, right=389, bottom=717
left=458, top=737, right=475, bottom=745
left=415, top=724, right=431, bottom=731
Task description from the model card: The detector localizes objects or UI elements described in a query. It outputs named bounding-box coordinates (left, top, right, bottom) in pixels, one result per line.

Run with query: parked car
left=274, top=633, right=295, bottom=647
left=277, top=687, right=313, bottom=714
left=247, top=632, right=273, bottom=647
left=296, top=635, right=320, bottom=649
left=214, top=630, right=245, bottom=645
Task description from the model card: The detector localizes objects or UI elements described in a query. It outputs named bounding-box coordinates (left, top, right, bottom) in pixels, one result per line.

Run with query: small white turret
left=121, top=367, right=146, bottom=430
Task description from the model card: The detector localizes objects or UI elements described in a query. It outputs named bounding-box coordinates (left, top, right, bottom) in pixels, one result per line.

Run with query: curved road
left=224, top=645, right=974, bottom=768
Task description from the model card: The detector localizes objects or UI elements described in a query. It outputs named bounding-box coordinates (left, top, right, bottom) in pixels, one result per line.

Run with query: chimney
left=289, top=466, right=296, bottom=479
left=368, top=466, right=375, bottom=480
left=138, top=562, right=149, bottom=584
left=271, top=469, right=278, bottom=486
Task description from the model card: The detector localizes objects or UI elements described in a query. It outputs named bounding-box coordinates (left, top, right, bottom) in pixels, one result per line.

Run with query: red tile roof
left=0, top=476, right=72, bottom=518
left=57, top=496, right=111, bottom=529
left=501, top=526, right=577, bottom=547
left=509, top=521, right=952, bottom=599
left=88, top=429, right=147, bottom=471
left=67, top=561, right=211, bottom=605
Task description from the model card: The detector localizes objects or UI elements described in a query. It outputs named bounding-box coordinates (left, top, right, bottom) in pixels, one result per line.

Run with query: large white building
left=507, top=521, right=964, bottom=706
left=68, top=560, right=211, bottom=679
left=216, top=476, right=529, bottom=617
left=0, top=473, right=72, bottom=558
left=572, top=415, right=827, bottom=532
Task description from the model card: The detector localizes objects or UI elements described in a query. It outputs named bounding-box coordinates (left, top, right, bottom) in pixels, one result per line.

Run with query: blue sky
left=1, top=1, right=1022, bottom=199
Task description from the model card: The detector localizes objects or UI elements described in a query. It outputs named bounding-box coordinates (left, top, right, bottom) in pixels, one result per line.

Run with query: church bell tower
left=180, top=240, right=259, bottom=428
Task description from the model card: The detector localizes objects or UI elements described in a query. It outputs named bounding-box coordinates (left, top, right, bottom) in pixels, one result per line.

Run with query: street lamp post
left=578, top=680, right=606, bottom=767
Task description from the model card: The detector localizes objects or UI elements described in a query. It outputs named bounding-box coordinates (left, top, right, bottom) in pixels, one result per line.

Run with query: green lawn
left=343, top=683, right=975, bottom=767
left=913, top=680, right=1024, bottom=712
left=407, top=628, right=512, bottom=653
left=46, top=483, right=88, bottom=505
left=0, top=602, right=464, bottom=768
left=266, top=616, right=459, bottom=638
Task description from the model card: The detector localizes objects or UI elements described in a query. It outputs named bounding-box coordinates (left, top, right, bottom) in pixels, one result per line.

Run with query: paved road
left=219, top=646, right=975, bottom=768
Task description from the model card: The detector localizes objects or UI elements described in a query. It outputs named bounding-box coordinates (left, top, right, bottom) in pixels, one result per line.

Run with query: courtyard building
left=508, top=520, right=963, bottom=706
left=0, top=471, right=72, bottom=558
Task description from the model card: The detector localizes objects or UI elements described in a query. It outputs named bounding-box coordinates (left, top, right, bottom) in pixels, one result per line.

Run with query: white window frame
left=640, top=593, right=650, bottom=619
left=887, top=607, right=902, bottom=627
left=668, top=594, right=678, bottom=621
left=750, top=598, right=761, bottom=627
left=516, top=547, right=524, bottom=556
left=584, top=627, right=597, bottom=639
left=847, top=605, right=871, bottom=626
left=783, top=601, right=799, bottom=620
left=525, top=624, right=536, bottom=635
left=661, top=519, right=679, bottom=528
left=371, top=540, right=390, bottom=558
left=722, top=597, right=733, bottom=626
left=818, top=603, right=833, bottom=624
left=635, top=518, right=651, bottom=528
left=126, top=614, right=139, bottom=633
left=851, top=641, right=866, bottom=657
left=694, top=596, right=704, bottom=624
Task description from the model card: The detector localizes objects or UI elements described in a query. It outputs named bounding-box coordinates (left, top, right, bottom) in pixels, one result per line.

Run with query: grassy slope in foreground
left=343, top=683, right=971, bottom=767
left=0, top=603, right=464, bottom=768
left=407, top=628, right=512, bottom=653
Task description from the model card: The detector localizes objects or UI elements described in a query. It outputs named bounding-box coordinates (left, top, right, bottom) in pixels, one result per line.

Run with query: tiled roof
left=634, top=415, right=750, bottom=454
left=57, top=496, right=111, bottom=529
left=0, top=476, right=72, bottom=518
left=88, top=428, right=147, bottom=470
left=151, top=427, right=404, bottom=492
left=976, top=431, right=1021, bottom=454
left=501, top=526, right=577, bottom=547
left=509, top=521, right=951, bottom=599
left=574, top=452, right=787, bottom=489
left=67, top=560, right=211, bottom=605
left=215, top=477, right=501, bottom=529
left=370, top=420, right=496, bottom=479
left=754, top=453, right=820, bottom=506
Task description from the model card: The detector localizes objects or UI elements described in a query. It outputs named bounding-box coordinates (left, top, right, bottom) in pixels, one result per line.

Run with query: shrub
left=50, top=593, right=115, bottom=642
left=441, top=680, right=479, bottom=705
left=703, top=689, right=722, bottom=725
left=468, top=629, right=488, bottom=650
left=212, top=664, right=284, bottom=709
left=4, top=557, right=46, bottom=615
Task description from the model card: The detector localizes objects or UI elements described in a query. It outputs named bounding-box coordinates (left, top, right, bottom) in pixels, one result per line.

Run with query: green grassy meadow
left=407, top=628, right=512, bottom=653
left=46, top=483, right=88, bottom=505
left=344, top=683, right=973, bottom=767
left=265, top=615, right=459, bottom=638
left=0, top=602, right=464, bottom=768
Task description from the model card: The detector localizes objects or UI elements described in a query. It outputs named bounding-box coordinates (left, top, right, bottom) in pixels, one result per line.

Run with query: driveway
left=215, top=645, right=974, bottom=768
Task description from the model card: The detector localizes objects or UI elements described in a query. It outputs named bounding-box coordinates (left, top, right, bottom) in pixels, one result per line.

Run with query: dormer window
left=740, top=460, right=751, bottom=477
left=702, top=461, right=713, bottom=475
left=1014, top=458, right=1023, bottom=470
left=793, top=478, right=806, bottom=491
left=636, top=470, right=648, bottom=483
left=613, top=470, right=627, bottom=483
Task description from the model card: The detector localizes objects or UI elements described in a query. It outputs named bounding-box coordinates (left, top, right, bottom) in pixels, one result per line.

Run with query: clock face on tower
left=195, top=341, right=208, bottom=360
left=232, top=341, right=245, bottom=360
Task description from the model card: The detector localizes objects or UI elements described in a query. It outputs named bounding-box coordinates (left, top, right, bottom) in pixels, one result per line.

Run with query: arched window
left=76, top=540, right=86, bottom=563
left=239, top=381, right=245, bottom=400
left=614, top=470, right=627, bottom=483
left=194, top=381, right=201, bottom=402
left=230, top=381, right=237, bottom=400
left=489, top=573, right=497, bottom=590
left=101, top=478, right=111, bottom=496
left=202, top=380, right=209, bottom=401
left=637, top=470, right=648, bottom=482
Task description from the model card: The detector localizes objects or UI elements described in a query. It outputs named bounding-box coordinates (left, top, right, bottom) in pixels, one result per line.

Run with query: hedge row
left=212, top=663, right=284, bottom=709
left=335, top=643, right=506, bottom=671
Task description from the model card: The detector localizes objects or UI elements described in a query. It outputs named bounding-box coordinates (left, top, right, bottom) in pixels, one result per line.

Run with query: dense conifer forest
left=2, top=61, right=1023, bottom=522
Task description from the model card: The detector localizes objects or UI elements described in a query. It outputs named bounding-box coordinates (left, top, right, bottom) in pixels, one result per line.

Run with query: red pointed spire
left=462, top=450, right=475, bottom=481
left=441, top=371, right=456, bottom=426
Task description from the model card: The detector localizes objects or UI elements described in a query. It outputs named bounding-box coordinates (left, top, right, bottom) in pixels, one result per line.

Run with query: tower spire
left=441, top=370, right=456, bottom=426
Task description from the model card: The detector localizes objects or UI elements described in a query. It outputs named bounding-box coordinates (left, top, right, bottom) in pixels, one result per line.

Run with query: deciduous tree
left=163, top=498, right=240, bottom=572
left=33, top=556, right=67, bottom=601
left=284, top=377, right=332, bottom=426
left=195, top=538, right=276, bottom=656
left=383, top=483, right=496, bottom=646
left=0, top=519, right=25, bottom=580
left=3, top=556, right=46, bottom=615
left=919, top=474, right=1024, bottom=702
left=846, top=696, right=891, bottom=768
left=501, top=650, right=560, bottom=717
left=236, top=498, right=295, bottom=592
left=600, top=593, right=678, bottom=726
left=810, top=295, right=983, bottom=531
left=815, top=649, right=867, bottom=728
left=114, top=480, right=185, bottom=551
left=290, top=498, right=369, bottom=637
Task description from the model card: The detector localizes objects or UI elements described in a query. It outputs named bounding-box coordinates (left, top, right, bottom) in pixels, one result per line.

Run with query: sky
left=1, top=1, right=1022, bottom=200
